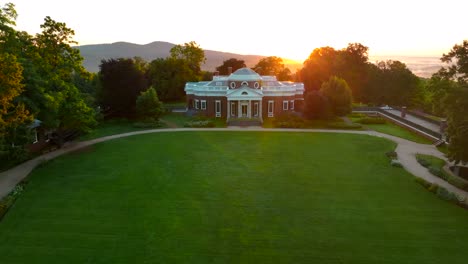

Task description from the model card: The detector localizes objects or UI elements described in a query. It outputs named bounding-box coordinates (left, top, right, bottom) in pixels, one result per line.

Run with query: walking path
left=1, top=128, right=466, bottom=204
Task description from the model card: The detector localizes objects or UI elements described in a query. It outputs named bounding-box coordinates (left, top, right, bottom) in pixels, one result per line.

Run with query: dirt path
left=1, top=128, right=466, bottom=204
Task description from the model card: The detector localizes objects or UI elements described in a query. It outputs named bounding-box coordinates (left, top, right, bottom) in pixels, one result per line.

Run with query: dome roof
left=228, top=67, right=262, bottom=81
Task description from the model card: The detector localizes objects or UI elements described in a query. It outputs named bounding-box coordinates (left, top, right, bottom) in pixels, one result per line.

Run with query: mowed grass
left=364, top=122, right=433, bottom=144
left=1, top=132, right=468, bottom=263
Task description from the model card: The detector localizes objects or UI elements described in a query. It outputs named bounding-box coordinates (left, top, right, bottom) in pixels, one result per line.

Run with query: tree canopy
left=253, top=56, right=292, bottom=81
left=216, top=58, right=246, bottom=75
left=170, top=41, right=205, bottom=76
left=320, top=76, right=352, bottom=116
left=136, top=87, right=163, bottom=121
left=98, top=58, right=148, bottom=117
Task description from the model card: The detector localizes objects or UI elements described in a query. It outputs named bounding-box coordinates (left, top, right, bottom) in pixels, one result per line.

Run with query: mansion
left=184, top=68, right=304, bottom=122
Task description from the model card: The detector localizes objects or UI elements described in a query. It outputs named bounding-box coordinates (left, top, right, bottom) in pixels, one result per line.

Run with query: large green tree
left=320, top=76, right=352, bottom=116
left=98, top=58, right=148, bottom=117
left=136, top=87, right=163, bottom=121
left=368, top=60, right=419, bottom=106
left=1, top=3, right=95, bottom=146
left=147, top=58, right=194, bottom=102
left=253, top=56, right=292, bottom=81
left=216, top=58, right=246, bottom=75
left=438, top=40, right=468, bottom=164
left=303, top=90, right=331, bottom=120
left=438, top=40, right=468, bottom=84
left=444, top=87, right=468, bottom=164
left=170, top=41, right=205, bottom=76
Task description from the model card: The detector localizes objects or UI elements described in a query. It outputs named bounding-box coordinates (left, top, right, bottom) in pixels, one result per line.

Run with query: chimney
left=227, top=67, right=233, bottom=75
left=214, top=71, right=219, bottom=76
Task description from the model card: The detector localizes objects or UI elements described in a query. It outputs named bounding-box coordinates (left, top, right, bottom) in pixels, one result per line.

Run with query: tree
left=136, top=87, right=163, bottom=121
left=303, top=90, right=331, bottom=120
left=253, top=56, right=292, bottom=81
left=299, top=47, right=340, bottom=91
left=359, top=60, right=419, bottom=106
left=215, top=58, right=246, bottom=75
left=0, top=53, right=33, bottom=162
left=443, top=87, right=468, bottom=164
left=299, top=43, right=370, bottom=100
left=98, top=58, right=148, bottom=117
left=438, top=40, right=468, bottom=84
left=147, top=58, right=194, bottom=102
left=320, top=76, right=352, bottom=116
left=170, top=41, right=205, bottom=76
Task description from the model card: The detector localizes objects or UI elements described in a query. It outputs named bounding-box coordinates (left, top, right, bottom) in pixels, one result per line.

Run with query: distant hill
left=75, top=41, right=303, bottom=73
left=76, top=41, right=443, bottom=78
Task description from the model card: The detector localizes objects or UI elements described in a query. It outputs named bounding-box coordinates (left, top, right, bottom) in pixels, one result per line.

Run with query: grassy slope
left=364, top=122, right=433, bottom=144
left=1, top=132, right=467, bottom=263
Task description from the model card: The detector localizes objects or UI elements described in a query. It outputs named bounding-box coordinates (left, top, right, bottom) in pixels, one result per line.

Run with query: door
left=242, top=104, right=248, bottom=117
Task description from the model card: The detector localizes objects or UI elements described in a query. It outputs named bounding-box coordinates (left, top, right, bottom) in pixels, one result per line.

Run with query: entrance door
left=241, top=104, right=248, bottom=117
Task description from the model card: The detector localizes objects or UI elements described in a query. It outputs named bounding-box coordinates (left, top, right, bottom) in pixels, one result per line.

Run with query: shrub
left=326, top=122, right=362, bottom=129
left=273, top=113, right=306, bottom=128
left=347, top=113, right=366, bottom=118
left=416, top=156, right=431, bottom=168
left=436, top=186, right=458, bottom=202
left=391, top=159, right=403, bottom=167
left=132, top=120, right=164, bottom=129
left=385, top=151, right=397, bottom=159
left=184, top=120, right=215, bottom=128
left=357, top=117, right=386, bottom=124
left=428, top=166, right=445, bottom=179
left=414, top=177, right=432, bottom=189
left=428, top=183, right=438, bottom=193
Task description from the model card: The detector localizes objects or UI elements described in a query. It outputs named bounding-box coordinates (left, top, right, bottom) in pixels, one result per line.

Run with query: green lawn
left=1, top=132, right=467, bottom=263
left=79, top=118, right=153, bottom=141
left=364, top=122, right=433, bottom=144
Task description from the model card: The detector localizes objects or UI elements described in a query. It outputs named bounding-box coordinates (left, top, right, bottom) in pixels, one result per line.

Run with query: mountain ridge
left=75, top=41, right=302, bottom=73
left=76, top=41, right=443, bottom=77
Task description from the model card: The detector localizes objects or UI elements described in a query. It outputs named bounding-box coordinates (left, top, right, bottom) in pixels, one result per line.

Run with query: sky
left=11, top=0, right=468, bottom=61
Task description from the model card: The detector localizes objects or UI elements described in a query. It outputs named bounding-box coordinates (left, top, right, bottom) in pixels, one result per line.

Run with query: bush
left=184, top=120, right=215, bottom=128
left=390, top=159, right=403, bottom=167
left=357, top=117, right=386, bottom=124
left=132, top=121, right=164, bottom=129
left=428, top=166, right=445, bottom=179
left=385, top=151, right=397, bottom=159
left=416, top=156, right=431, bottom=168
left=436, top=186, right=458, bottom=202
left=272, top=113, right=306, bottom=128
left=428, top=183, right=439, bottom=193
left=347, top=113, right=366, bottom=118
left=326, top=122, right=362, bottom=129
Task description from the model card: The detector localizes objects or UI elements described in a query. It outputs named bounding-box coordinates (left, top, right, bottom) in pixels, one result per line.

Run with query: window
left=201, top=100, right=207, bottom=110
left=283, top=100, right=289, bottom=110
left=215, top=100, right=221, bottom=117
left=254, top=102, right=259, bottom=117
left=290, top=100, right=295, bottom=110
left=241, top=91, right=248, bottom=95
left=268, top=101, right=274, bottom=117
left=254, top=82, right=260, bottom=89
left=241, top=81, right=248, bottom=87
left=230, top=82, right=236, bottom=89
left=195, top=99, right=199, bottom=109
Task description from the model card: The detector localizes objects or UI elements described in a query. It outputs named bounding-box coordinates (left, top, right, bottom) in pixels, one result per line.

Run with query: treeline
left=1, top=3, right=96, bottom=162
left=97, top=41, right=205, bottom=118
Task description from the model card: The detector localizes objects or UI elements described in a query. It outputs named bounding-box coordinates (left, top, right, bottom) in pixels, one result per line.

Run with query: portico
left=226, top=87, right=263, bottom=122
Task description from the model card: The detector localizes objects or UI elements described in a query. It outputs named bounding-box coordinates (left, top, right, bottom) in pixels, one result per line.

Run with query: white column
left=247, top=100, right=251, bottom=118
left=259, top=99, right=263, bottom=121
left=238, top=100, right=242, bottom=118
left=227, top=100, right=230, bottom=121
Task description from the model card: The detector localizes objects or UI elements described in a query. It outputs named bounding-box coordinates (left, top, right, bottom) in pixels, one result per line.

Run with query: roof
left=228, top=67, right=262, bottom=81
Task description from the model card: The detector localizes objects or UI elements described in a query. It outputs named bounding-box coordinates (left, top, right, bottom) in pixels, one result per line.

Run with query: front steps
left=227, top=119, right=262, bottom=127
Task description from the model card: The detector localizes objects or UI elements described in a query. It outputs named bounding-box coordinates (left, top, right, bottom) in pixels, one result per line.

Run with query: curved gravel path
left=1, top=128, right=466, bottom=205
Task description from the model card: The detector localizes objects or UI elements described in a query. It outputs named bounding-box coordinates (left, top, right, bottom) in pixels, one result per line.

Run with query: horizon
left=12, top=0, right=467, bottom=62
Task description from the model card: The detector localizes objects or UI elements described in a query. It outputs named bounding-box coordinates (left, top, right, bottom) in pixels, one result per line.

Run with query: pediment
left=227, top=87, right=263, bottom=97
